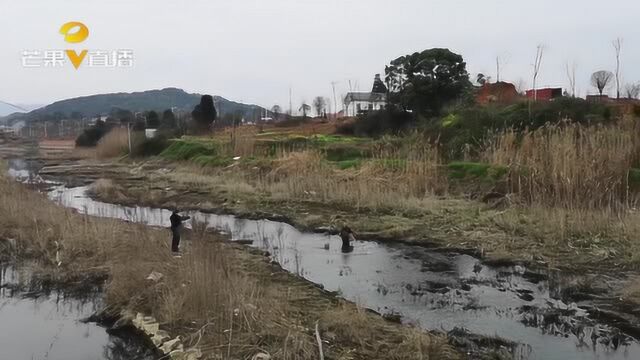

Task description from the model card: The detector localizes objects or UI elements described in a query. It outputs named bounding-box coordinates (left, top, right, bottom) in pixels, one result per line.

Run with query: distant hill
left=0, top=101, right=26, bottom=118
left=1, top=88, right=267, bottom=124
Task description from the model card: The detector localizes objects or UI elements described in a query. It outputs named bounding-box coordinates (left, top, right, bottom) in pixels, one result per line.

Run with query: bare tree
left=271, top=105, right=282, bottom=120
left=312, top=96, right=327, bottom=117
left=565, top=61, right=577, bottom=97
left=624, top=83, right=640, bottom=99
left=591, top=70, right=614, bottom=96
left=531, top=45, right=544, bottom=102
left=299, top=103, right=311, bottom=118
left=476, top=73, right=491, bottom=85
left=515, top=78, right=527, bottom=95
left=613, top=38, right=623, bottom=99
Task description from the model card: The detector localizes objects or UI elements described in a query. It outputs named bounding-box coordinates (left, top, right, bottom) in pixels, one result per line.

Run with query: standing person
left=339, top=226, right=356, bottom=253
left=170, top=209, right=190, bottom=254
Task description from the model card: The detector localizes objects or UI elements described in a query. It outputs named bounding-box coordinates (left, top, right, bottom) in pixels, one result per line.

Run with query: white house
left=343, top=74, right=388, bottom=117
left=343, top=93, right=387, bottom=116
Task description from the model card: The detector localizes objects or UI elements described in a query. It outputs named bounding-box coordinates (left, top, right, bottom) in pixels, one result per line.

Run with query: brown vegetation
left=96, top=128, right=129, bottom=159
left=483, top=120, right=640, bottom=210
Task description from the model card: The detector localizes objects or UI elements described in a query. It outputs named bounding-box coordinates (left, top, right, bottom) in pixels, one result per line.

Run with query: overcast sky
left=1, top=0, right=638, bottom=112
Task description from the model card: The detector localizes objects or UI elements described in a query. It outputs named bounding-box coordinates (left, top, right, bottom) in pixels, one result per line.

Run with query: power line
left=0, top=100, right=28, bottom=112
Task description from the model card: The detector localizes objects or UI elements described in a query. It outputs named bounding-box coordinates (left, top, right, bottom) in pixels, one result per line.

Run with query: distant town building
left=586, top=94, right=610, bottom=103
left=476, top=82, right=520, bottom=105
left=343, top=74, right=388, bottom=116
left=526, top=88, right=563, bottom=101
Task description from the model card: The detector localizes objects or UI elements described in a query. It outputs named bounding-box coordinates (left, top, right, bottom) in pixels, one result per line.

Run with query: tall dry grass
left=96, top=128, right=129, bottom=159
left=483, top=121, right=640, bottom=210
left=261, top=137, right=446, bottom=211
left=0, top=171, right=261, bottom=356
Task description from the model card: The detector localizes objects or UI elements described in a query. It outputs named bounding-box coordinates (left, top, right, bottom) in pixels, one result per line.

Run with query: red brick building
left=476, top=82, right=520, bottom=105
left=526, top=88, right=563, bottom=101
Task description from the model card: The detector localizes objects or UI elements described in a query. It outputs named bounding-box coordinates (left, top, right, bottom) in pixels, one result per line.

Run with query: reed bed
left=482, top=121, right=640, bottom=210
left=96, top=128, right=129, bottom=159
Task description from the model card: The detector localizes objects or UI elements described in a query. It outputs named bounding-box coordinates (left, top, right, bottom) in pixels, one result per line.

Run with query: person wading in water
left=170, top=209, right=191, bottom=255
left=339, top=226, right=356, bottom=253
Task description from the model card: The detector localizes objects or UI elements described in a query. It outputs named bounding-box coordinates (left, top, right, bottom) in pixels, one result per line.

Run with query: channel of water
left=8, top=159, right=640, bottom=360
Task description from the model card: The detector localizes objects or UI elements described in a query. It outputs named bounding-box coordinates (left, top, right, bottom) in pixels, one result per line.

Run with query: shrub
left=274, top=116, right=311, bottom=128
left=131, top=136, right=170, bottom=157
left=76, top=120, right=110, bottom=147
left=348, top=110, right=415, bottom=137
left=430, top=98, right=616, bottom=160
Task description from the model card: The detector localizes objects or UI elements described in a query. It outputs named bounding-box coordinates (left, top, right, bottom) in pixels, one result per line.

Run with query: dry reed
left=482, top=121, right=640, bottom=210
left=96, top=128, right=129, bottom=159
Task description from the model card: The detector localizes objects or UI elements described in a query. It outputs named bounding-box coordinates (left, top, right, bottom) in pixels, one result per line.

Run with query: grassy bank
left=0, top=171, right=460, bottom=359
left=68, top=116, right=640, bottom=272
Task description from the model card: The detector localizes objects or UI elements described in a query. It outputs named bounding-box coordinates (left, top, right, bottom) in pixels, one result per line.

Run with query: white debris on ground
left=129, top=311, right=202, bottom=360
left=145, top=271, right=164, bottom=282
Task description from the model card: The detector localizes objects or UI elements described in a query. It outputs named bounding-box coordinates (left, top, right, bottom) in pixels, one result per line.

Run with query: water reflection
left=0, top=262, right=155, bottom=360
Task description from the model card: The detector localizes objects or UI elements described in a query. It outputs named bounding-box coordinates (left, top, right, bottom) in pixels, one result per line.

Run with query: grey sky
left=1, top=0, right=638, bottom=112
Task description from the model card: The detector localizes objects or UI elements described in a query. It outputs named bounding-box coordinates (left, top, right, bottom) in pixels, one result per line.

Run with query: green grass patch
left=308, top=134, right=365, bottom=145
left=447, top=162, right=508, bottom=180
left=324, top=146, right=368, bottom=162
left=160, top=140, right=218, bottom=161
left=192, top=155, right=233, bottom=167
left=335, top=159, right=362, bottom=170
left=160, top=140, right=233, bottom=167
left=629, top=168, right=640, bottom=185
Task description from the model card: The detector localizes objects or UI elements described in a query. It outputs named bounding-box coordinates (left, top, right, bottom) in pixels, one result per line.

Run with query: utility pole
left=331, top=81, right=339, bottom=118
left=289, top=87, right=293, bottom=116
left=496, top=57, right=501, bottom=83
left=127, top=122, right=132, bottom=154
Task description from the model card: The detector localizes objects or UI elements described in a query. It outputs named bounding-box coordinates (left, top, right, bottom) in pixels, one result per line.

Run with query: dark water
left=45, top=184, right=640, bottom=360
left=0, top=265, right=154, bottom=360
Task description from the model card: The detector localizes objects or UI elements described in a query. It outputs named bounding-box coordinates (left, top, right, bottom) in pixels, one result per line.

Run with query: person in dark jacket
left=339, top=226, right=356, bottom=253
left=170, top=210, right=191, bottom=253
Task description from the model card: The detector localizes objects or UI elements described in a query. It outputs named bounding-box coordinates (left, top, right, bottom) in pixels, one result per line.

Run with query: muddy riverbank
left=15, top=158, right=640, bottom=360
left=2, top=157, right=467, bottom=360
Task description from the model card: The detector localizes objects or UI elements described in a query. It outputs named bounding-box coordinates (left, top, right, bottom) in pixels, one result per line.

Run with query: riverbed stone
left=151, top=330, right=171, bottom=346
left=112, top=310, right=136, bottom=330
left=161, top=336, right=183, bottom=354
left=146, top=271, right=164, bottom=282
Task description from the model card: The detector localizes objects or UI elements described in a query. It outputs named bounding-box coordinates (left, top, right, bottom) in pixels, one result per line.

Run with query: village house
left=344, top=74, right=388, bottom=116
left=526, top=87, right=563, bottom=101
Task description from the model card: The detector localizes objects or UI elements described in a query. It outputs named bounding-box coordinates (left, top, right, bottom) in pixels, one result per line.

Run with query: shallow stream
left=8, top=159, right=640, bottom=360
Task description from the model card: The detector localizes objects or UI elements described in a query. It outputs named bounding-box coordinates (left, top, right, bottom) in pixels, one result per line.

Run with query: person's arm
left=181, top=215, right=191, bottom=221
